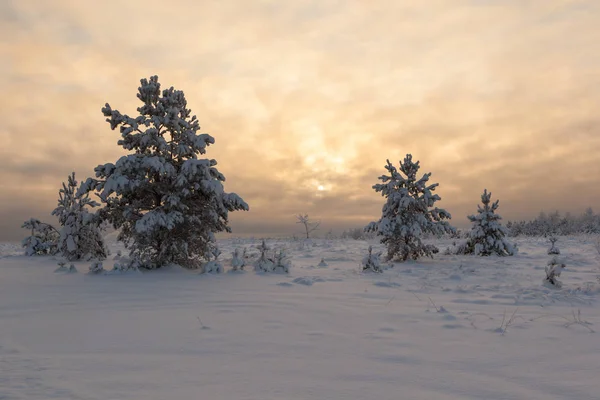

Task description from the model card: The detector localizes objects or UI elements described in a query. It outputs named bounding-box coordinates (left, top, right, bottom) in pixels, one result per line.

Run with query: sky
left=1, top=0, right=599, bottom=241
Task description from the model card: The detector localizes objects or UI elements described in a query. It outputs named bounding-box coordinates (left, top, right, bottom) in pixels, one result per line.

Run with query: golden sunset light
left=1, top=0, right=599, bottom=240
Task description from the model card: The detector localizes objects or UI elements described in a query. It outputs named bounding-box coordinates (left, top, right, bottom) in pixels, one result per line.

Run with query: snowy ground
left=1, top=236, right=600, bottom=400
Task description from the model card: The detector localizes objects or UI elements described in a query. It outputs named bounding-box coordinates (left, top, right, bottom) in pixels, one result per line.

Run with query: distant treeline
left=339, top=228, right=377, bottom=240
left=338, top=207, right=600, bottom=240
left=506, top=208, right=600, bottom=237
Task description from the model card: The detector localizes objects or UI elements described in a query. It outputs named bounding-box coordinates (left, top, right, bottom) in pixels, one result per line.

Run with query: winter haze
left=1, top=0, right=599, bottom=241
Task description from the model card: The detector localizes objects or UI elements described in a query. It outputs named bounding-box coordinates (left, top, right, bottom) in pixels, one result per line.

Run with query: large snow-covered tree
left=52, top=172, right=107, bottom=261
left=366, top=154, right=454, bottom=261
left=461, top=189, right=516, bottom=256
left=81, top=76, right=249, bottom=269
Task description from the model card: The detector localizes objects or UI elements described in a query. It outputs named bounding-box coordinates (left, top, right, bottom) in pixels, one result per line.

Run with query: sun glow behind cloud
left=0, top=0, right=599, bottom=240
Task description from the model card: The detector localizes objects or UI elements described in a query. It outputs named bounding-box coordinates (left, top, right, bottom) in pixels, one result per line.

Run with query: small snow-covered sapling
left=203, top=246, right=223, bottom=273
left=254, top=239, right=274, bottom=272
left=362, top=246, right=383, bottom=273
left=21, top=218, right=60, bottom=256
left=89, top=260, right=104, bottom=274
left=231, top=247, right=247, bottom=271
left=54, top=260, right=68, bottom=273
left=107, top=259, right=141, bottom=274
left=272, top=248, right=291, bottom=273
left=545, top=256, right=565, bottom=288
left=547, top=236, right=560, bottom=255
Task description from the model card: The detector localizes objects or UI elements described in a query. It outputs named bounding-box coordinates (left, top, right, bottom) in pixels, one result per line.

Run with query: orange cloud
left=1, top=0, right=599, bottom=240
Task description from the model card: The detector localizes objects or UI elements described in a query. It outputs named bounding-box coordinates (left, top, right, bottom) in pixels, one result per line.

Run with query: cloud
left=1, top=0, right=599, bottom=240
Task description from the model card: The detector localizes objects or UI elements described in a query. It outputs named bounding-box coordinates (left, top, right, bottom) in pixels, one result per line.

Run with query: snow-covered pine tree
left=52, top=172, right=107, bottom=261
left=81, top=76, right=248, bottom=269
left=365, top=155, right=454, bottom=261
left=21, top=218, right=59, bottom=256
left=461, top=189, right=516, bottom=256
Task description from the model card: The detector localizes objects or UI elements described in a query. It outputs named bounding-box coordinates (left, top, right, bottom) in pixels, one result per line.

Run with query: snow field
left=1, top=236, right=599, bottom=400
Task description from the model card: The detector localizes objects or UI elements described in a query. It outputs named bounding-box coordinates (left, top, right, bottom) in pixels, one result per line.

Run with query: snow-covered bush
left=444, top=240, right=469, bottom=256
left=52, top=172, right=107, bottom=261
left=545, top=256, right=565, bottom=288
left=457, top=189, right=516, bottom=256
left=547, top=236, right=560, bottom=255
left=365, top=155, right=454, bottom=261
left=252, top=240, right=290, bottom=273
left=231, top=247, right=247, bottom=271
left=106, top=260, right=141, bottom=275
left=254, top=240, right=274, bottom=272
left=203, top=261, right=223, bottom=273
left=89, top=261, right=104, bottom=274
left=272, top=248, right=291, bottom=273
left=54, top=260, right=77, bottom=274
left=81, top=76, right=248, bottom=269
left=203, top=246, right=223, bottom=273
left=54, top=260, right=68, bottom=273
left=362, top=246, right=383, bottom=272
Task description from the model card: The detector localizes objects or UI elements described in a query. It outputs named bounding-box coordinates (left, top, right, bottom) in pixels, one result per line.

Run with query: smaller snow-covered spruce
left=362, top=246, right=383, bottom=272
left=545, top=256, right=565, bottom=288
left=547, top=236, right=560, bottom=255
left=81, top=75, right=248, bottom=270
left=203, top=246, right=223, bottom=273
left=254, top=239, right=273, bottom=272
left=457, top=189, right=516, bottom=256
left=52, top=172, right=107, bottom=261
left=21, top=218, right=59, bottom=256
left=365, top=154, right=454, bottom=261
left=231, top=247, right=247, bottom=271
